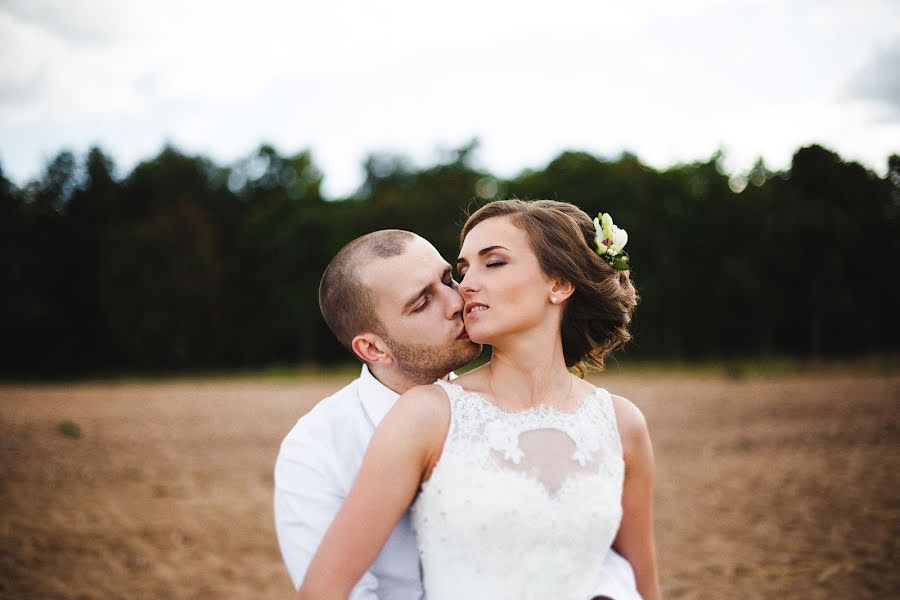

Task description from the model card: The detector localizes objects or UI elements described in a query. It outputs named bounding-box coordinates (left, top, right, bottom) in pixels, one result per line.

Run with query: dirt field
left=1, top=371, right=897, bottom=599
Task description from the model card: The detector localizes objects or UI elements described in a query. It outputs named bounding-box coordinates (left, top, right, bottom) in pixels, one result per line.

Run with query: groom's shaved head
left=319, top=229, right=416, bottom=350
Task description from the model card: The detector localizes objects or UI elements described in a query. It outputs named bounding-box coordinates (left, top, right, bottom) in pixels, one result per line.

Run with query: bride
left=297, top=200, right=660, bottom=600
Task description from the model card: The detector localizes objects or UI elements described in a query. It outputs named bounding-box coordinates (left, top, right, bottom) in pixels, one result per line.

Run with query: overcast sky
left=1, top=0, right=898, bottom=197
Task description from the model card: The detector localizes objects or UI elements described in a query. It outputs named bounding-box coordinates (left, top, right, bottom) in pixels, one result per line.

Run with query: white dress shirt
left=274, top=365, right=639, bottom=599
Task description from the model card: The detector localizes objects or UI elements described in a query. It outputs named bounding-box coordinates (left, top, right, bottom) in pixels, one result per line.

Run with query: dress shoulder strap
left=433, top=378, right=460, bottom=403
left=432, top=378, right=484, bottom=417
left=431, top=379, right=465, bottom=448
left=585, top=386, right=623, bottom=457
left=430, top=378, right=494, bottom=449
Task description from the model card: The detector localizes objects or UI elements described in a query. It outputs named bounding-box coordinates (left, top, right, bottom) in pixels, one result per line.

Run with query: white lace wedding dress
left=411, top=379, right=627, bottom=600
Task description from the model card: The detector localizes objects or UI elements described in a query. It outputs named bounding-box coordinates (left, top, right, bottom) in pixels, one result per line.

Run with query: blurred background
left=1, top=1, right=898, bottom=598
left=1, top=0, right=898, bottom=377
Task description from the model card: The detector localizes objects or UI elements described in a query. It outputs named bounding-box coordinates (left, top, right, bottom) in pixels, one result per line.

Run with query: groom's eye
left=413, top=299, right=428, bottom=312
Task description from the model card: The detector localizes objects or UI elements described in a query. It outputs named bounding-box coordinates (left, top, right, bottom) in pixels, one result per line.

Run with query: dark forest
left=2, top=142, right=897, bottom=377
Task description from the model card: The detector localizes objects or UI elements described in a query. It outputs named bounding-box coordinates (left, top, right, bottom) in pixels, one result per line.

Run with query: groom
left=274, top=229, right=638, bottom=599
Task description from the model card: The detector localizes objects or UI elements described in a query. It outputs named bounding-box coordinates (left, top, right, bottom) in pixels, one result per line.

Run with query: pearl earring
left=551, top=296, right=558, bottom=304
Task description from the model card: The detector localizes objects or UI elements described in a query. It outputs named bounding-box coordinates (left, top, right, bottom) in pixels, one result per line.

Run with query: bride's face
left=457, top=216, right=555, bottom=345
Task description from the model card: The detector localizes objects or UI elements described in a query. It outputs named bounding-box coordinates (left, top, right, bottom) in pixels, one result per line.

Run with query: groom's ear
left=351, top=333, right=393, bottom=366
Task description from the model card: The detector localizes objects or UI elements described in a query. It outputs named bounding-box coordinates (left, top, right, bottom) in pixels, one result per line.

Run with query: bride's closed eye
left=457, top=260, right=505, bottom=280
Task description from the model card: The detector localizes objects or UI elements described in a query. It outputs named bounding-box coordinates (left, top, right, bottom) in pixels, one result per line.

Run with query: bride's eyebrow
left=478, top=245, right=508, bottom=256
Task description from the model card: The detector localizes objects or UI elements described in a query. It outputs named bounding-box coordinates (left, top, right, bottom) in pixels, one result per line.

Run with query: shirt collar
left=358, top=364, right=401, bottom=427
left=358, top=364, right=457, bottom=427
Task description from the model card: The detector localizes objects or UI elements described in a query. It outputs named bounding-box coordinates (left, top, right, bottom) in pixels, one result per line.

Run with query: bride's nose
left=458, top=273, right=479, bottom=296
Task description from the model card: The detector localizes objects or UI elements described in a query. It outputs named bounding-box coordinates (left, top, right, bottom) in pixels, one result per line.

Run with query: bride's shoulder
left=390, top=383, right=453, bottom=431
left=399, top=382, right=454, bottom=405
left=606, top=392, right=652, bottom=460
left=608, top=393, right=647, bottom=429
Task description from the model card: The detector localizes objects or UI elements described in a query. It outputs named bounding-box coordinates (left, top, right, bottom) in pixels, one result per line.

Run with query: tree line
left=1, top=142, right=897, bottom=377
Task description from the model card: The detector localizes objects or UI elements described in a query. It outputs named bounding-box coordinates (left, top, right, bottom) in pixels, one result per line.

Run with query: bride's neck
left=487, top=329, right=571, bottom=410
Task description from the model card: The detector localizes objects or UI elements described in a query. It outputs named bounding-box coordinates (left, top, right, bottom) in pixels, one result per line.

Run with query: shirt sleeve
left=274, top=426, right=381, bottom=599
left=589, top=548, right=640, bottom=599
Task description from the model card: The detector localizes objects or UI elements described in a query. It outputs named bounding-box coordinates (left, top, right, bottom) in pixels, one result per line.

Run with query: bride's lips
left=464, top=302, right=489, bottom=319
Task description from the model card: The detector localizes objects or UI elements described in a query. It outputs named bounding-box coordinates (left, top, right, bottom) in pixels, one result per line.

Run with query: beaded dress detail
left=411, top=379, right=625, bottom=600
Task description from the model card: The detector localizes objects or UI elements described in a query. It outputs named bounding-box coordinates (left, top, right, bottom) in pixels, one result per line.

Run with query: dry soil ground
left=1, top=371, right=897, bottom=599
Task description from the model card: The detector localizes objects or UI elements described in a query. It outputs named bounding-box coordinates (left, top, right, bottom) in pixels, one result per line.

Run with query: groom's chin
left=455, top=339, right=483, bottom=365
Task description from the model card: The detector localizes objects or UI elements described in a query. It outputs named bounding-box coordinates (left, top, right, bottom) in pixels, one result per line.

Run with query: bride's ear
left=351, top=333, right=393, bottom=366
left=548, top=278, right=575, bottom=304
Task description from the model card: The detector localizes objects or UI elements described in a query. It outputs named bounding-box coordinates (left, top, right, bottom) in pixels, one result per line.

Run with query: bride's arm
left=295, top=384, right=449, bottom=600
left=611, top=395, right=662, bottom=600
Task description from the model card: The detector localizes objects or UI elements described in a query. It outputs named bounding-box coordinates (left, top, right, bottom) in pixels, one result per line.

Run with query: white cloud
left=1, top=0, right=898, bottom=194
left=846, top=38, right=900, bottom=114
left=0, top=0, right=129, bottom=44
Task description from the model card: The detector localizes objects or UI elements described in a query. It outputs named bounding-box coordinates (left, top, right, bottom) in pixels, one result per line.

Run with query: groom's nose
left=441, top=284, right=465, bottom=320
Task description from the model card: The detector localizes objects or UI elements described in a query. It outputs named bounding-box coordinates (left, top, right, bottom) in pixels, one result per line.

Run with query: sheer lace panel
left=489, top=428, right=599, bottom=497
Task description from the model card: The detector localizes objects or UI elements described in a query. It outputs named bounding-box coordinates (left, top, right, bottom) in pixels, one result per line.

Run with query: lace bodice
left=411, top=379, right=625, bottom=600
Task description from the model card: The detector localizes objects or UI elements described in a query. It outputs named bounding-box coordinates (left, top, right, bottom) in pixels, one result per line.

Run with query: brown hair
left=319, top=229, right=416, bottom=352
left=461, top=199, right=637, bottom=373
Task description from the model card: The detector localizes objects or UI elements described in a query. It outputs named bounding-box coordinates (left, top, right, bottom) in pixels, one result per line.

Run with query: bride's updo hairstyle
left=461, top=199, right=638, bottom=373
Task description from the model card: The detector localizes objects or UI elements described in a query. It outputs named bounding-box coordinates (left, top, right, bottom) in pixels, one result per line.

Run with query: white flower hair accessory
left=593, top=212, right=630, bottom=271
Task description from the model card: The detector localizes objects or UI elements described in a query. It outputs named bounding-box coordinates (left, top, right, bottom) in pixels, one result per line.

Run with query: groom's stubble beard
left=382, top=332, right=480, bottom=384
